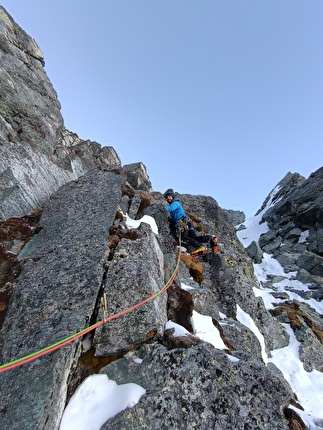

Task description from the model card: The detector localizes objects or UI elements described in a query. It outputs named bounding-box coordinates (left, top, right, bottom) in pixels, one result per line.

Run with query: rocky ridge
left=0, top=6, right=322, bottom=430
left=0, top=6, right=121, bottom=221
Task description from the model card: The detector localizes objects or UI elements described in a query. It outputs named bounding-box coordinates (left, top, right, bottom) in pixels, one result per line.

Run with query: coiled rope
left=0, top=240, right=182, bottom=374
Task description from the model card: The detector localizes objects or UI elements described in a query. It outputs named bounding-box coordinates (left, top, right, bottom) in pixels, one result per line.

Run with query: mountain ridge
left=0, top=6, right=322, bottom=430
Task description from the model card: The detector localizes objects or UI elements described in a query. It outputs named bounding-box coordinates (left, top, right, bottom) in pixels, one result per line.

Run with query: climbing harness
left=0, top=241, right=182, bottom=374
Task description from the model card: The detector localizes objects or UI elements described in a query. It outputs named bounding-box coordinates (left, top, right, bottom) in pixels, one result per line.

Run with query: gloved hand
left=178, top=219, right=188, bottom=232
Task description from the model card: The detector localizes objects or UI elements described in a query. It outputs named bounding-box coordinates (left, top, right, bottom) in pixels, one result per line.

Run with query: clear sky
left=2, top=1, right=323, bottom=217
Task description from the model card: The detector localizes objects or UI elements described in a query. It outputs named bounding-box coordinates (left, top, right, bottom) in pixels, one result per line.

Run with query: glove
left=178, top=218, right=188, bottom=231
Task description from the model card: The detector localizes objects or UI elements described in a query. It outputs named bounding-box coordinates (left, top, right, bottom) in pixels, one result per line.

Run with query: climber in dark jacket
left=163, top=188, right=215, bottom=251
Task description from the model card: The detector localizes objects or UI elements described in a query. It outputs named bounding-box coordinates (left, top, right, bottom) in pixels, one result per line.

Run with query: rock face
left=0, top=6, right=322, bottom=430
left=100, top=344, right=293, bottom=430
left=1, top=168, right=297, bottom=430
left=249, top=169, right=323, bottom=305
left=243, top=169, right=323, bottom=373
left=223, top=208, right=246, bottom=226
left=0, top=7, right=121, bottom=220
left=0, top=167, right=125, bottom=429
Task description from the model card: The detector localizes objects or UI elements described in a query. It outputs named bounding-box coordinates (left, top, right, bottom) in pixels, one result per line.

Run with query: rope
left=0, top=240, right=182, bottom=374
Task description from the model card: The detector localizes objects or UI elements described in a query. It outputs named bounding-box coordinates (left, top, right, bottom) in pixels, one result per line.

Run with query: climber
left=163, top=188, right=218, bottom=254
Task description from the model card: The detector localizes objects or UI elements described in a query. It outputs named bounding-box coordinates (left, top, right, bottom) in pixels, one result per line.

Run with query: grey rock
left=246, top=240, right=263, bottom=264
left=99, top=343, right=293, bottom=430
left=223, top=208, right=246, bottom=226
left=277, top=221, right=297, bottom=237
left=236, top=223, right=247, bottom=232
left=292, top=302, right=323, bottom=372
left=0, top=8, right=122, bottom=221
left=284, top=227, right=302, bottom=243
left=119, top=194, right=131, bottom=216
left=127, top=194, right=143, bottom=218
left=275, top=252, right=299, bottom=272
left=0, top=168, right=125, bottom=429
left=0, top=7, right=70, bottom=219
left=1, top=7, right=322, bottom=430
left=263, top=236, right=283, bottom=254
left=189, top=287, right=221, bottom=318
left=297, top=252, right=323, bottom=277
left=123, top=162, right=152, bottom=192
left=296, top=268, right=319, bottom=287
left=259, top=230, right=276, bottom=248
left=289, top=242, right=308, bottom=254
left=220, top=318, right=263, bottom=361
left=262, top=168, right=323, bottom=255
left=297, top=324, right=323, bottom=372
left=94, top=224, right=167, bottom=356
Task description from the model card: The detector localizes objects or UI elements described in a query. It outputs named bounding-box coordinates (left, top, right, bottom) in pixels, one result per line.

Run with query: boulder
left=0, top=168, right=125, bottom=429
left=94, top=224, right=167, bottom=356
left=246, top=240, right=263, bottom=264
left=99, top=343, right=294, bottom=430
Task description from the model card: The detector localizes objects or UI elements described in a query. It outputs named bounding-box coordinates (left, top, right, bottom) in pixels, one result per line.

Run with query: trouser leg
left=188, top=229, right=211, bottom=244
left=179, top=229, right=199, bottom=248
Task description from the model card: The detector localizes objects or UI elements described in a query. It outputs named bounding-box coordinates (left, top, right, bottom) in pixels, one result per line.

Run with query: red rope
left=0, top=245, right=181, bottom=373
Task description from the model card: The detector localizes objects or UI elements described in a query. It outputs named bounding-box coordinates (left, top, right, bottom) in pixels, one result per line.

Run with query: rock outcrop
left=242, top=168, right=323, bottom=373
left=0, top=166, right=298, bottom=430
left=1, top=167, right=126, bottom=429
left=100, top=343, right=293, bottom=430
left=0, top=7, right=120, bottom=220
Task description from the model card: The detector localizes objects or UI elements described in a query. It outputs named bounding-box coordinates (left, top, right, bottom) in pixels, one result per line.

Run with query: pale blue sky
left=2, top=1, right=323, bottom=217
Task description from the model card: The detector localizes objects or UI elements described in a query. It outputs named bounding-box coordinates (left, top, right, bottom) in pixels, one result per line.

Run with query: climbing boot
left=191, top=245, right=208, bottom=258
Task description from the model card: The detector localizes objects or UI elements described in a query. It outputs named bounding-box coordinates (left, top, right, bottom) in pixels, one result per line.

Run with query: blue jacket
left=165, top=199, right=186, bottom=224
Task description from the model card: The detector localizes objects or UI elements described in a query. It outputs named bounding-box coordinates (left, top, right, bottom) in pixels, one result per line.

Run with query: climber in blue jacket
left=163, top=188, right=217, bottom=252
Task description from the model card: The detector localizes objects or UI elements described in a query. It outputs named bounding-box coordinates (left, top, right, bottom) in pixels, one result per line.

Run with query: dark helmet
left=163, top=188, right=175, bottom=198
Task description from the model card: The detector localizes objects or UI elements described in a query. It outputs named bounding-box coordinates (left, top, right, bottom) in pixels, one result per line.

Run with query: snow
left=60, top=202, right=323, bottom=429
left=236, top=212, right=269, bottom=248
left=165, top=320, right=190, bottom=337
left=253, top=252, right=293, bottom=282
left=59, top=374, right=146, bottom=430
left=236, top=208, right=323, bottom=429
left=268, top=324, right=323, bottom=430
left=191, top=310, right=227, bottom=350
left=299, top=229, right=310, bottom=243
left=253, top=255, right=323, bottom=315
left=236, top=185, right=281, bottom=248
left=124, top=213, right=158, bottom=235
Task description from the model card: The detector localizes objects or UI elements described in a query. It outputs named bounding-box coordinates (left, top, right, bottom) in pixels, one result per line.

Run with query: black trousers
left=170, top=219, right=210, bottom=249
left=181, top=227, right=210, bottom=248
